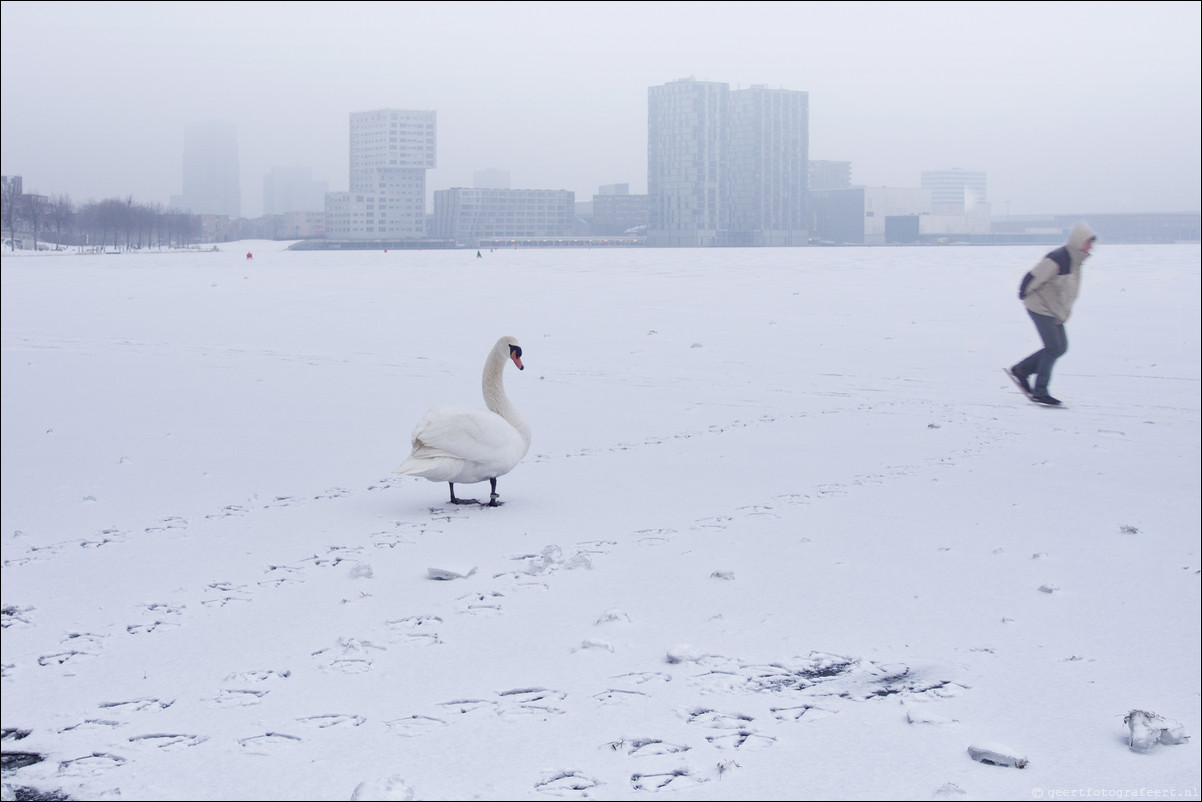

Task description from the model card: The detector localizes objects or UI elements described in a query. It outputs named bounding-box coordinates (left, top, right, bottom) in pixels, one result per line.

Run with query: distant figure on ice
left=246, top=252, right=253, bottom=260
left=1008, top=222, right=1096, bottom=406
left=476, top=250, right=483, bottom=258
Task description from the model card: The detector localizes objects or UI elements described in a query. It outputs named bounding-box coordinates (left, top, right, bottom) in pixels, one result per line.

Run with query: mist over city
left=2, top=1, right=1199, bottom=222
left=4, top=5, right=1201, bottom=801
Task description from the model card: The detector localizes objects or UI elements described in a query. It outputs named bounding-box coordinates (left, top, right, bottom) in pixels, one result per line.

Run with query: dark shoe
left=1031, top=392, right=1061, bottom=406
left=1009, top=367, right=1032, bottom=395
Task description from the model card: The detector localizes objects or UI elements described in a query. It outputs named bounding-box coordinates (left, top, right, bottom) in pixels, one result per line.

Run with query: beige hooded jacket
left=1019, top=222, right=1096, bottom=323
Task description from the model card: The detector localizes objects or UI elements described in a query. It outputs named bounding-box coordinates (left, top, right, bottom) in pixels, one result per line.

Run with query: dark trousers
left=1015, top=310, right=1067, bottom=393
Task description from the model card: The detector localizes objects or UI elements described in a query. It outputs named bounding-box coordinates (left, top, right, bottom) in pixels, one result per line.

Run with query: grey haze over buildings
left=2, top=1, right=1199, bottom=219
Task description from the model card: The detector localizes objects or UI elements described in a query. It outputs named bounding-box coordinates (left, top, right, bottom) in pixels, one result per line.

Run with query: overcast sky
left=2, top=0, right=1199, bottom=219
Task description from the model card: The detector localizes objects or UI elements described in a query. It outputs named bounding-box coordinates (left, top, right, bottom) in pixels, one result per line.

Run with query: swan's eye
left=509, top=345, right=522, bottom=358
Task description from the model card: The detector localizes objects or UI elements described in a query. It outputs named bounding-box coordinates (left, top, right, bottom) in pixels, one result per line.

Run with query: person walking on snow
left=1009, top=222, right=1097, bottom=406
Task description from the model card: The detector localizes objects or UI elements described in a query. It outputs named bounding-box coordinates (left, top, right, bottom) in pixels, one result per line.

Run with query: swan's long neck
left=483, top=345, right=530, bottom=441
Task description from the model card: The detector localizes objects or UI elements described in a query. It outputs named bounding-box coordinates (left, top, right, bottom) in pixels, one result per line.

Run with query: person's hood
left=1067, top=222, right=1097, bottom=259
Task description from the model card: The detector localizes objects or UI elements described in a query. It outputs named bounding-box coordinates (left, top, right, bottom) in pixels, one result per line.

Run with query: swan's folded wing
left=408, top=405, right=517, bottom=462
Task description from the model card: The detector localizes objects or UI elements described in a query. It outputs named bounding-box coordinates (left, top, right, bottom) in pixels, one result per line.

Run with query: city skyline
left=2, top=1, right=1199, bottom=219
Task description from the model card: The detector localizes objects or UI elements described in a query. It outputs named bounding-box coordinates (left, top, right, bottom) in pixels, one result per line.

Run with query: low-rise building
left=432, top=187, right=575, bottom=245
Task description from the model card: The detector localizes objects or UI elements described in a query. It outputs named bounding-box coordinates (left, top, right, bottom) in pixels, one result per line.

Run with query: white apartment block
left=921, top=168, right=991, bottom=236
left=325, top=109, right=436, bottom=240
left=921, top=168, right=988, bottom=215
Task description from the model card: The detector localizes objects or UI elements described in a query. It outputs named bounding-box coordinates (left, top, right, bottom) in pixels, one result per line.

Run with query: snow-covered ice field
left=2, top=240, right=1199, bottom=801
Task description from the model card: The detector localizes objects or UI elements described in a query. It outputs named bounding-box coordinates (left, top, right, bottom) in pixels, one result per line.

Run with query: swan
left=395, top=336, right=531, bottom=506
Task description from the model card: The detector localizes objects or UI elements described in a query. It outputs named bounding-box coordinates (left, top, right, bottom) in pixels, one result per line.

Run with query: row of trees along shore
left=2, top=184, right=203, bottom=252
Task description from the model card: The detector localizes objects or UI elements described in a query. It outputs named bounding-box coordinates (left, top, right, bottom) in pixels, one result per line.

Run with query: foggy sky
left=2, top=0, right=1199, bottom=219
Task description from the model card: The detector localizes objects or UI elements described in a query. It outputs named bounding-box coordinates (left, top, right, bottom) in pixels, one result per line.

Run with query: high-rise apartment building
left=726, top=86, right=809, bottom=246
left=647, top=78, right=809, bottom=247
left=325, top=109, right=436, bottom=240
left=647, top=78, right=728, bottom=247
left=172, top=121, right=240, bottom=218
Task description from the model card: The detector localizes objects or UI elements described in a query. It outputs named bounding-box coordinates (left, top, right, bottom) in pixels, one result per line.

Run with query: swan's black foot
left=450, top=497, right=480, bottom=505
left=486, top=493, right=502, bottom=507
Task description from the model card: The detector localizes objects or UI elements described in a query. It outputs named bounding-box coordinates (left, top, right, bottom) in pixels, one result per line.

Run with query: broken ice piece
left=665, top=644, right=703, bottom=664
left=1125, top=709, right=1188, bottom=751
left=967, top=743, right=1028, bottom=768
left=427, top=565, right=477, bottom=581
left=350, top=774, right=415, bottom=800
left=576, top=638, right=614, bottom=653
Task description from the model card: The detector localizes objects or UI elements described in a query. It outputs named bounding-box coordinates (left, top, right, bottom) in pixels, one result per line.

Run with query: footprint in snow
left=706, top=729, right=776, bottom=750
left=436, top=698, right=496, bottom=715
left=127, top=733, right=209, bottom=750
left=630, top=769, right=708, bottom=792
left=205, top=504, right=249, bottom=519
left=301, top=545, right=365, bottom=569
left=260, top=563, right=305, bottom=587
left=608, top=737, right=690, bottom=756
left=37, top=650, right=95, bottom=667
left=237, top=731, right=302, bottom=753
left=209, top=688, right=269, bottom=708
left=534, top=770, right=601, bottom=796
left=456, top=590, right=504, bottom=616
left=770, top=703, right=837, bottom=722
left=297, top=714, right=366, bottom=729
left=99, top=697, right=174, bottom=713
left=593, top=689, right=648, bottom=705
left=691, top=516, right=733, bottom=531
left=682, top=707, right=755, bottom=730
left=612, top=671, right=672, bottom=686
left=386, top=615, right=444, bottom=646
left=57, top=751, right=127, bottom=776
left=126, top=620, right=181, bottom=635
left=59, top=719, right=122, bottom=734
left=497, top=687, right=567, bottom=718
left=384, top=715, right=448, bottom=737
left=144, top=516, right=187, bottom=533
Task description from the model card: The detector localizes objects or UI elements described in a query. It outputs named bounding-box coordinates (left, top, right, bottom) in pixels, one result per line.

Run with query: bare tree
left=49, top=194, right=75, bottom=249
left=1, top=179, right=21, bottom=250
left=134, top=202, right=155, bottom=248
left=25, top=192, right=48, bottom=252
left=165, top=209, right=201, bottom=247
left=148, top=202, right=166, bottom=248
left=76, top=201, right=96, bottom=249
left=96, top=198, right=125, bottom=249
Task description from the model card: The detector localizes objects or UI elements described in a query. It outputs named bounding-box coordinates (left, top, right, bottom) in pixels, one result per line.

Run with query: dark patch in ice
left=1, top=751, right=44, bottom=770
left=2, top=785, right=72, bottom=801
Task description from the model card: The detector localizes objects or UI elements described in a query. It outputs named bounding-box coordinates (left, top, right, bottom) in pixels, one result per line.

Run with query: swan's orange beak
left=509, top=349, right=524, bottom=370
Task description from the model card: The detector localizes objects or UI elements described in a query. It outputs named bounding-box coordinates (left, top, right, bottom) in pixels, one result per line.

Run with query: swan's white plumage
left=395, top=336, right=530, bottom=500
